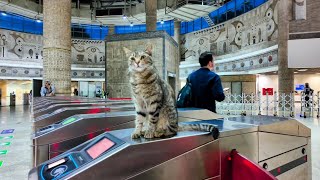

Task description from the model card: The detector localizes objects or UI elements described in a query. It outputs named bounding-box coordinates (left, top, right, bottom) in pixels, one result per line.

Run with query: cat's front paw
left=144, top=130, right=155, bottom=139
left=131, top=131, right=142, bottom=139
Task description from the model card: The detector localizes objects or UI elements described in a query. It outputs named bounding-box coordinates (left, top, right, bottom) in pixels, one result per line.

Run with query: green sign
left=0, top=161, right=3, bottom=167
left=0, top=150, right=8, bottom=155
left=0, top=142, right=11, bottom=146
left=3, top=136, right=13, bottom=139
left=0, top=137, right=2, bottom=140
left=62, top=117, right=77, bottom=125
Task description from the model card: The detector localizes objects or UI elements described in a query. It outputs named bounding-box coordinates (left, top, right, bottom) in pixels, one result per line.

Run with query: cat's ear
left=123, top=47, right=132, bottom=57
left=145, top=44, right=153, bottom=56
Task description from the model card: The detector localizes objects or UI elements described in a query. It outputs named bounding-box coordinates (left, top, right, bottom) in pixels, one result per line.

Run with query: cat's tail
left=178, top=123, right=220, bottom=139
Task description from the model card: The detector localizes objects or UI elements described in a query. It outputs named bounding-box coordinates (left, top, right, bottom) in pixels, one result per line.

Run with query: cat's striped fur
left=124, top=45, right=219, bottom=139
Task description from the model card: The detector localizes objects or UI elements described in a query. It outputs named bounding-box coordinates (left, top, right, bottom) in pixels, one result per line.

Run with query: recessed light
left=122, top=15, right=127, bottom=20
left=1, top=12, right=7, bottom=16
left=297, top=69, right=308, bottom=72
left=130, top=22, right=133, bottom=27
left=160, top=20, right=164, bottom=24
left=36, top=19, right=42, bottom=23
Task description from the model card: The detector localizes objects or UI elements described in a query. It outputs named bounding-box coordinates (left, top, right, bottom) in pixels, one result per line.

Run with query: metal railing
left=216, top=91, right=320, bottom=118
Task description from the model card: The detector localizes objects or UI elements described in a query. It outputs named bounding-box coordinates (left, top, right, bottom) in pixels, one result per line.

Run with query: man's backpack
left=177, top=77, right=192, bottom=108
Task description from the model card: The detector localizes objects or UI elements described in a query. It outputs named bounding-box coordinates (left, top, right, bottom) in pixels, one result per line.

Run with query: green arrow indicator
left=0, top=142, right=11, bottom=146
left=3, top=136, right=13, bottom=139
left=0, top=150, right=8, bottom=155
left=0, top=161, right=3, bottom=167
left=62, top=117, right=77, bottom=125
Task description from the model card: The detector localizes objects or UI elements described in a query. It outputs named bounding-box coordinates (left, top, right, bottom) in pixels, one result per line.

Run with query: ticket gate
left=29, top=116, right=311, bottom=180
left=33, top=104, right=135, bottom=130
left=32, top=108, right=223, bottom=166
left=33, top=101, right=132, bottom=118
left=33, top=98, right=109, bottom=111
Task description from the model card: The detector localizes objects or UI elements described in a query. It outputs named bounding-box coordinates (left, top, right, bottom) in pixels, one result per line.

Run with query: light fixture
left=294, top=72, right=298, bottom=74
left=1, top=12, right=7, bottom=16
left=123, top=15, right=127, bottom=20
left=297, top=69, right=308, bottom=72
left=160, top=20, right=164, bottom=24
left=130, top=22, right=133, bottom=27
left=36, top=19, right=42, bottom=23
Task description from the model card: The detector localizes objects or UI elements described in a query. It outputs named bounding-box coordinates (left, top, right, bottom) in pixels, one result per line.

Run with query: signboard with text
left=262, top=88, right=273, bottom=95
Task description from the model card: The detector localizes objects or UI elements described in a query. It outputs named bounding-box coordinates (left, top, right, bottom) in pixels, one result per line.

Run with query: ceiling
left=0, top=0, right=222, bottom=25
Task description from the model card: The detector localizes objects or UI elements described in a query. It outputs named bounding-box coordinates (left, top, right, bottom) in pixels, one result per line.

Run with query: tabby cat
left=124, top=45, right=219, bottom=139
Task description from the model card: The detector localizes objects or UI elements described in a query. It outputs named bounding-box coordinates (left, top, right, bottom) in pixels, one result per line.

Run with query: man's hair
left=199, top=52, right=214, bottom=67
left=45, top=81, right=51, bottom=85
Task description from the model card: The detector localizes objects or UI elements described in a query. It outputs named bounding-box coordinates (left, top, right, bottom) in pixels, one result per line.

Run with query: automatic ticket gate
left=33, top=101, right=132, bottom=118
left=33, top=99, right=109, bottom=112
left=32, top=108, right=223, bottom=166
left=33, top=111, right=136, bottom=166
left=29, top=116, right=311, bottom=180
left=33, top=104, right=135, bottom=130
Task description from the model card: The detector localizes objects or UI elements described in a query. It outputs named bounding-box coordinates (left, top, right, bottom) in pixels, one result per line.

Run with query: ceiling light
left=297, top=69, right=308, bottom=72
left=123, top=15, right=127, bottom=20
left=294, top=72, right=298, bottom=74
left=130, top=22, right=133, bottom=27
left=160, top=20, right=164, bottom=24
left=36, top=19, right=42, bottom=23
left=1, top=12, right=7, bottom=16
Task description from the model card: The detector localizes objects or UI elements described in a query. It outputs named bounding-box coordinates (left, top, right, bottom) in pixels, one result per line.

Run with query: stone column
left=43, top=0, right=71, bottom=95
left=145, top=0, right=157, bottom=31
left=277, top=0, right=294, bottom=94
left=174, top=20, right=181, bottom=93
left=108, top=25, right=115, bottom=35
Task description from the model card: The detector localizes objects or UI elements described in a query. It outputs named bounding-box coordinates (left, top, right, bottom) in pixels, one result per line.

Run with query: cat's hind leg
left=144, top=104, right=160, bottom=139
left=154, top=106, right=178, bottom=138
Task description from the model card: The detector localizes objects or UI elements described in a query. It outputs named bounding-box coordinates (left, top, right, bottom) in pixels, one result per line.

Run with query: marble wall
left=105, top=31, right=179, bottom=98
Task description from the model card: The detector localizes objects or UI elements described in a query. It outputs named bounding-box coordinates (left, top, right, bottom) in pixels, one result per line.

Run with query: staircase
left=203, top=14, right=214, bottom=26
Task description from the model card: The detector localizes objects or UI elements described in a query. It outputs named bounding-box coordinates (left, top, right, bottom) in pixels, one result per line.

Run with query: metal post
left=251, top=92, right=254, bottom=115
left=311, top=92, right=314, bottom=117
left=317, top=91, right=320, bottom=118
left=273, top=91, right=277, bottom=116
left=241, top=93, right=246, bottom=116
left=282, top=93, right=285, bottom=117
left=258, top=91, right=262, bottom=115
left=290, top=92, right=295, bottom=117
left=300, top=92, right=304, bottom=117
left=266, top=91, right=269, bottom=116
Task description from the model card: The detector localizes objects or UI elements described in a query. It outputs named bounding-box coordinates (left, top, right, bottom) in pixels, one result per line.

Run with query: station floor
left=0, top=105, right=319, bottom=180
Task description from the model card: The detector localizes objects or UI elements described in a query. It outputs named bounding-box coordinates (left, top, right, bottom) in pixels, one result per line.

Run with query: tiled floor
left=0, top=106, right=32, bottom=180
left=0, top=105, right=319, bottom=179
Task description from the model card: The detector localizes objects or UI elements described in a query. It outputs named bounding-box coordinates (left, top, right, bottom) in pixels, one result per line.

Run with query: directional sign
left=0, top=150, right=8, bottom=155
left=1, top=129, right=14, bottom=134
left=3, top=136, right=13, bottom=139
left=0, top=142, right=11, bottom=146
left=0, top=161, right=3, bottom=167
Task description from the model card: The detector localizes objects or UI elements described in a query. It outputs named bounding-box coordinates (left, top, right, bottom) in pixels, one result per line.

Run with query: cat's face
left=124, top=45, right=153, bottom=72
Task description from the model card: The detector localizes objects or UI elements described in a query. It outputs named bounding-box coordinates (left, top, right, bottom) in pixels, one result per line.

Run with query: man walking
left=188, top=52, right=225, bottom=113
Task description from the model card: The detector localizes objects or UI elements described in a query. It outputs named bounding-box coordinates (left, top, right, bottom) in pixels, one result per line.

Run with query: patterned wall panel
left=71, top=39, right=105, bottom=65
left=181, top=0, right=279, bottom=62
left=0, top=29, right=105, bottom=80
left=0, top=65, right=105, bottom=79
